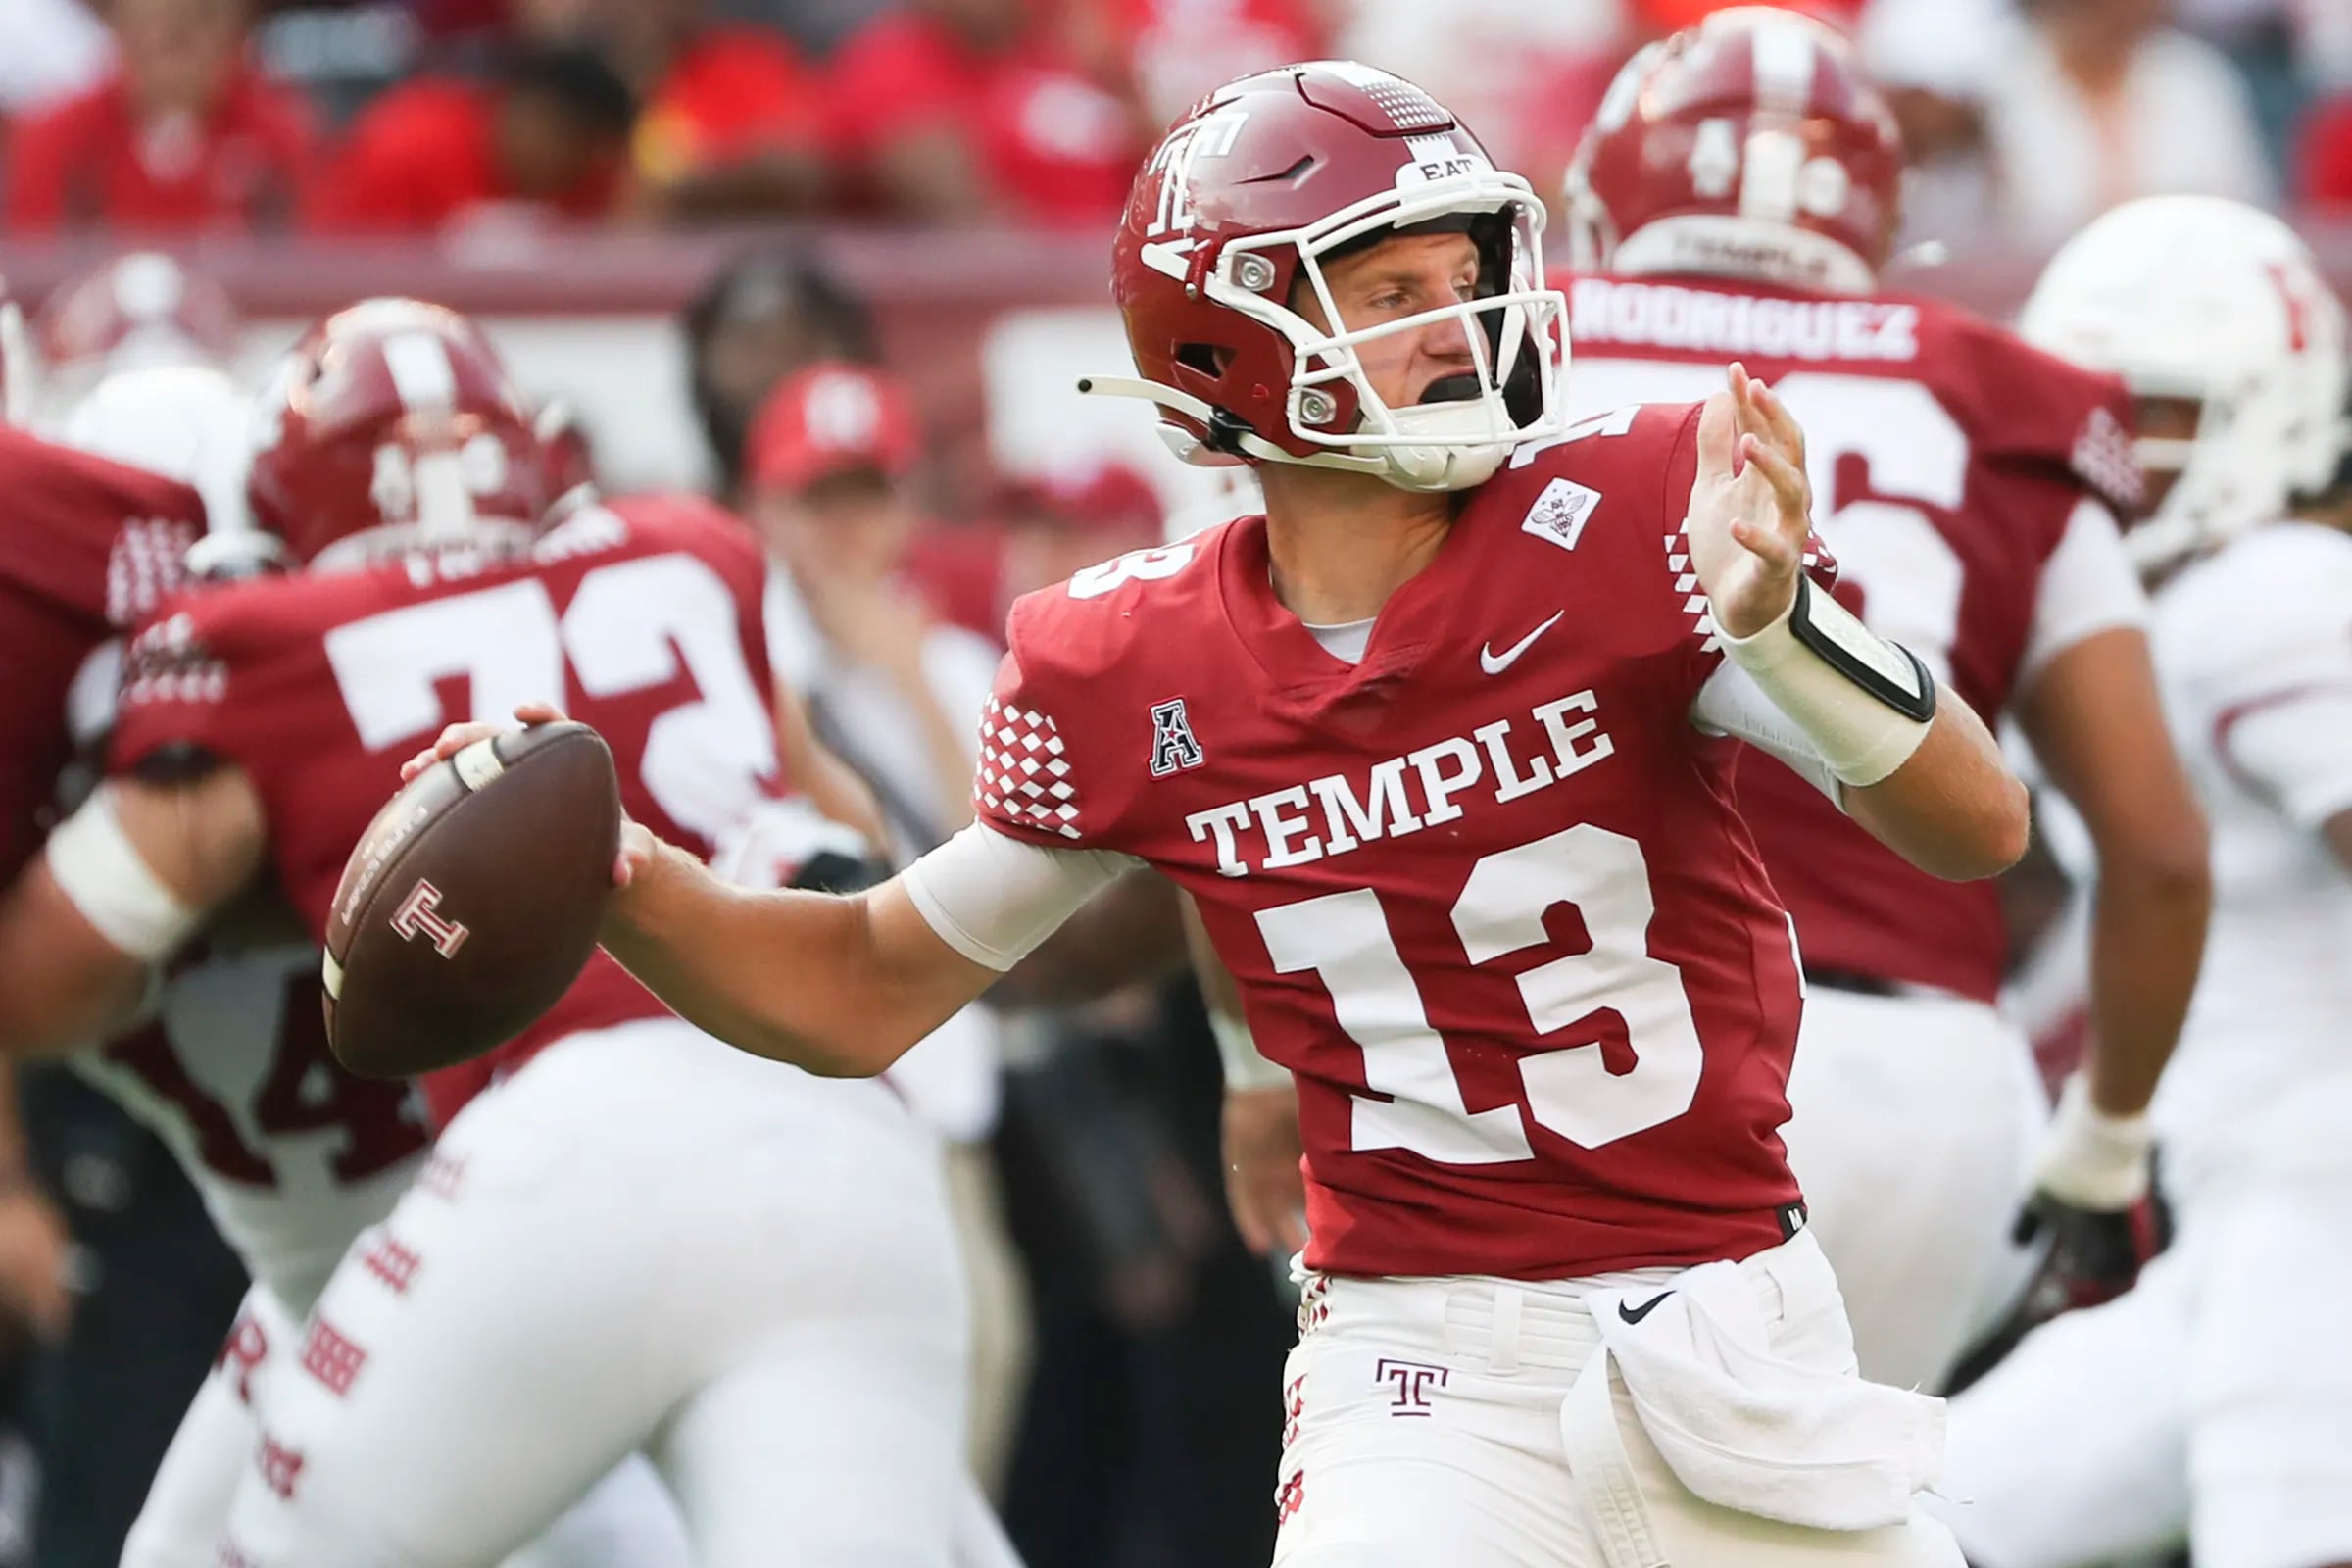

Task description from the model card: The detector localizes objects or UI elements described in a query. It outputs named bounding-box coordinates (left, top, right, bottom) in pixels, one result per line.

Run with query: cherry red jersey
left=1561, top=274, right=2141, bottom=1002
left=4, top=64, right=316, bottom=235
left=0, top=426, right=205, bottom=884
left=306, top=78, right=620, bottom=234
left=822, top=11, right=1140, bottom=221
left=979, top=404, right=1809, bottom=1280
left=107, top=494, right=789, bottom=1126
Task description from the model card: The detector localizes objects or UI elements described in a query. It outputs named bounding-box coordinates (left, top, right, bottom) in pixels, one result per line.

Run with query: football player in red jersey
left=0, top=299, right=1012, bottom=1568
left=416, top=61, right=2023, bottom=1564
left=1549, top=6, right=2212, bottom=1394
left=0, top=318, right=220, bottom=1359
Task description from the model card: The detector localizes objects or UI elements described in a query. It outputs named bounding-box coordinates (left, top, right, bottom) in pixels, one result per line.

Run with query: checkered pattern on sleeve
left=2070, top=403, right=2145, bottom=514
left=976, top=696, right=1083, bottom=842
left=106, top=517, right=198, bottom=629
left=118, top=610, right=227, bottom=710
left=1665, top=528, right=1720, bottom=654
left=1665, top=527, right=1838, bottom=657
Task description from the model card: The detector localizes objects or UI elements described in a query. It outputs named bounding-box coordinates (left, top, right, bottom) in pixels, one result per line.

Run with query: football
left=322, top=721, right=622, bottom=1078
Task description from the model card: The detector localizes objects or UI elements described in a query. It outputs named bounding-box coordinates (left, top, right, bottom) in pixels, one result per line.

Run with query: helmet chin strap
left=1077, top=375, right=1507, bottom=491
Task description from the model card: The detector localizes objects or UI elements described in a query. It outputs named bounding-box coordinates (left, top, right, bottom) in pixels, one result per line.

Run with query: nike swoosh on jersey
left=1479, top=610, right=1565, bottom=675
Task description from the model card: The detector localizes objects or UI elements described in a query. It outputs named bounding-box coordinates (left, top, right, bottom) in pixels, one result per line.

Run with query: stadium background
left=0, top=0, right=2336, bottom=1562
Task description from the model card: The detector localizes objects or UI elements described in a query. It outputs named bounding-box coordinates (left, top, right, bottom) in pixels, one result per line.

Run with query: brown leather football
left=323, top=721, right=621, bottom=1078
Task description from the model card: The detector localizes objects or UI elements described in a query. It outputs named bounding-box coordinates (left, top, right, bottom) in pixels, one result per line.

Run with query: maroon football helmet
left=1564, top=8, right=1905, bottom=294
left=249, top=299, right=553, bottom=568
left=1096, top=60, right=1568, bottom=493
left=33, top=252, right=243, bottom=420
left=535, top=397, right=600, bottom=520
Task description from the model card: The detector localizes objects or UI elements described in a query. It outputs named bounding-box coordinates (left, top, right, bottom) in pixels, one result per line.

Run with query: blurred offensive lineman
left=25, top=364, right=441, bottom=1568
left=417, top=62, right=2024, bottom=1565
left=1553, top=8, right=2208, bottom=1391
left=0, top=300, right=999, bottom=1567
left=1932, top=198, right=2352, bottom=1568
left=0, top=337, right=437, bottom=1568
left=0, top=325, right=225, bottom=1356
left=43, top=365, right=704, bottom=1568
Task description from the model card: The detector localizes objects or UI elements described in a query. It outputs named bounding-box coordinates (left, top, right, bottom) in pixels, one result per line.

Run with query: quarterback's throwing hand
left=399, top=703, right=654, bottom=888
left=1687, top=363, right=1814, bottom=639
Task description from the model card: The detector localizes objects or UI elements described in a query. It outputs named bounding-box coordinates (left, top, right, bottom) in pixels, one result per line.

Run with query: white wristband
left=2030, top=1073, right=2153, bottom=1210
left=1717, top=578, right=1936, bottom=787
left=45, top=789, right=203, bottom=960
left=1210, top=1009, right=1290, bottom=1091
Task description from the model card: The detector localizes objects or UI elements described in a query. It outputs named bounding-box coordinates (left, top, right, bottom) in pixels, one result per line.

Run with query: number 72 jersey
left=978, top=404, right=1810, bottom=1282
left=108, top=494, right=791, bottom=1124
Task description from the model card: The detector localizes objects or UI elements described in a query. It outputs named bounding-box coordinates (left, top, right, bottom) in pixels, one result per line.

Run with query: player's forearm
left=599, top=839, right=946, bottom=1077
left=2082, top=843, right=2209, bottom=1116
left=1845, top=684, right=2031, bottom=882
left=0, top=865, right=159, bottom=1059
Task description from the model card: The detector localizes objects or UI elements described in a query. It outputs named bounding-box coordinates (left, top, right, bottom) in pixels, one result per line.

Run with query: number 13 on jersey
left=1257, top=824, right=1705, bottom=1162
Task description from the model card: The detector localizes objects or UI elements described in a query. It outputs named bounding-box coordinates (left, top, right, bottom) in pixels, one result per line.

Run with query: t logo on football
left=390, top=879, right=470, bottom=959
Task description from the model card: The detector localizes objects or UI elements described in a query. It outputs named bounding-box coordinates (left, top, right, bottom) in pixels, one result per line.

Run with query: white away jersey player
left=2144, top=520, right=2352, bottom=1189
left=953, top=403, right=1818, bottom=1281
left=1935, top=521, right=2352, bottom=1568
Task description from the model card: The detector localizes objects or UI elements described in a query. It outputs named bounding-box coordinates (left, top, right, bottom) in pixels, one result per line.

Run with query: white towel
left=1560, top=1250, right=1944, bottom=1567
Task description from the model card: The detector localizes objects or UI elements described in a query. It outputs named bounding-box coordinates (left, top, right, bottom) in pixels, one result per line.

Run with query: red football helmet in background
left=1564, top=7, right=1904, bottom=293
left=249, top=299, right=554, bottom=568
left=1097, top=60, right=1568, bottom=493
left=33, top=253, right=244, bottom=422
left=534, top=397, right=600, bottom=520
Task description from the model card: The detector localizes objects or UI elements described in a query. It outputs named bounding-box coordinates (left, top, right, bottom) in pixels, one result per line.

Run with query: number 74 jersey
left=978, top=403, right=1811, bottom=1281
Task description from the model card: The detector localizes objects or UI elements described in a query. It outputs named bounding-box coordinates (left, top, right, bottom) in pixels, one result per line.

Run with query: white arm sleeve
left=1690, top=661, right=1844, bottom=805
left=2019, top=497, right=2149, bottom=686
left=2217, top=688, right=2352, bottom=830
left=899, top=821, right=1140, bottom=971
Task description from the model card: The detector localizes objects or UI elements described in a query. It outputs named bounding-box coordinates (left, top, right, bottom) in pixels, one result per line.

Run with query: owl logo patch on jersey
left=1150, top=699, right=1204, bottom=777
left=1522, top=478, right=1602, bottom=553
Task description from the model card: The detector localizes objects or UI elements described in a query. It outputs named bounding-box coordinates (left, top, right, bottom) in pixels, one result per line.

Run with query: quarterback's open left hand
left=1687, top=363, right=1814, bottom=640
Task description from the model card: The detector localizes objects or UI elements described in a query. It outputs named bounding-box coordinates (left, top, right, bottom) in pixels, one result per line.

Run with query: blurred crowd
left=4, top=0, right=2352, bottom=244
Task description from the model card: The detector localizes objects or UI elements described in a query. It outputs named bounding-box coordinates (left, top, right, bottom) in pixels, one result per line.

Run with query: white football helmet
left=2021, top=195, right=2349, bottom=571
left=59, top=364, right=289, bottom=579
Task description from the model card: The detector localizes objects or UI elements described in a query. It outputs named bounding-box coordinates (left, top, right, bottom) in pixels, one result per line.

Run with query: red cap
left=747, top=362, right=921, bottom=493
left=993, top=459, right=1164, bottom=538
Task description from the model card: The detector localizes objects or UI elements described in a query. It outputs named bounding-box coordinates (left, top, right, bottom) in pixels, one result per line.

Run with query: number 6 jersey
left=973, top=403, right=1812, bottom=1281
left=108, top=494, right=792, bottom=1129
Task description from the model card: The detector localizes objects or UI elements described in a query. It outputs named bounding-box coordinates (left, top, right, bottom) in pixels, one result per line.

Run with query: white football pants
left=1930, top=1075, right=2352, bottom=1568
left=214, top=1016, right=975, bottom=1568
left=1778, top=986, right=2047, bottom=1392
left=1271, top=1231, right=1963, bottom=1568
